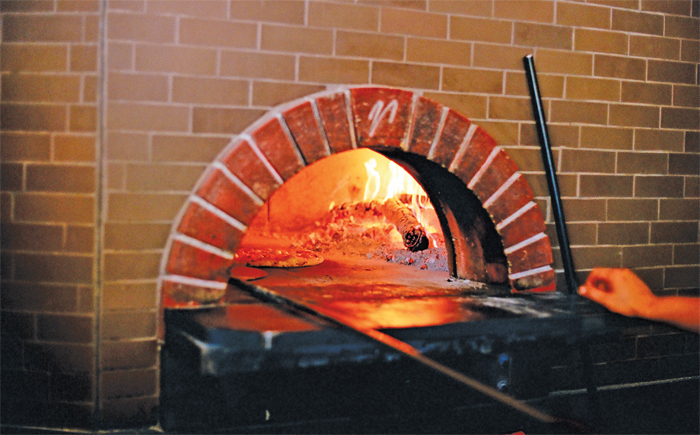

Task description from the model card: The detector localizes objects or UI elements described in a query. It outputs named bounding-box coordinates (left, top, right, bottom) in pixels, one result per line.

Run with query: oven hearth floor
left=167, top=255, right=606, bottom=374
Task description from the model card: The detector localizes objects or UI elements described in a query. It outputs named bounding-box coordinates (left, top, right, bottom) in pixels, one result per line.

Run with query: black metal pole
left=523, top=56, right=600, bottom=415
left=523, top=54, right=578, bottom=294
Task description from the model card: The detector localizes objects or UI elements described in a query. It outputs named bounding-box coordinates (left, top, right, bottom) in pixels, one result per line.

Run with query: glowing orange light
left=320, top=298, right=483, bottom=330
left=362, top=157, right=439, bottom=243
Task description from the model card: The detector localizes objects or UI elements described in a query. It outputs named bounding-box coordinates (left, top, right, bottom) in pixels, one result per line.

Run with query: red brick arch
left=159, top=86, right=555, bottom=303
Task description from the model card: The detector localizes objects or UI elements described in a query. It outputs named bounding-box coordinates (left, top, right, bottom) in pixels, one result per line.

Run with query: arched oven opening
left=193, top=147, right=514, bottom=331
left=226, top=147, right=511, bottom=303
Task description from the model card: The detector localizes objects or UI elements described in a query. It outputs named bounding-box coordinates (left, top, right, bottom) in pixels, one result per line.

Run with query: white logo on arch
left=368, top=99, right=399, bottom=137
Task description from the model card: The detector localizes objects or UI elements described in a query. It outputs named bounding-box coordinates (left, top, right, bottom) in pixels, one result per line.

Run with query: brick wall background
left=1, top=0, right=698, bottom=431
left=1, top=0, right=102, bottom=428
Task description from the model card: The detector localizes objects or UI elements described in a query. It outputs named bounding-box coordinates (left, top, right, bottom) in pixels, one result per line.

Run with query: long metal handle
left=523, top=54, right=578, bottom=294
left=524, top=56, right=600, bottom=417
left=228, top=276, right=595, bottom=432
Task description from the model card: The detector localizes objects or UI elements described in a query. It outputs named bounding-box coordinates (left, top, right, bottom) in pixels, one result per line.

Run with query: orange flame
left=363, top=158, right=439, bottom=238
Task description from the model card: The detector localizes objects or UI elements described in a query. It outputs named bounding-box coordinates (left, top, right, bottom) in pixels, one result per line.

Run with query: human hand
left=578, top=268, right=657, bottom=318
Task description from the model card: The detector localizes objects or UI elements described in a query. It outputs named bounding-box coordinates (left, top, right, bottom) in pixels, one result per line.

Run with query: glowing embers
left=239, top=149, right=448, bottom=272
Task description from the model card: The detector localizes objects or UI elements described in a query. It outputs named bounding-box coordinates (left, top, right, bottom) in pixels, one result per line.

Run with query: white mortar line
left=162, top=274, right=228, bottom=290
left=190, top=195, right=247, bottom=232
left=448, top=122, right=478, bottom=172
left=344, top=88, right=358, bottom=149
left=401, top=92, right=419, bottom=152
left=550, top=376, right=700, bottom=397
left=467, top=146, right=500, bottom=190
left=308, top=97, right=333, bottom=157
left=496, top=201, right=537, bottom=232
left=211, top=162, right=264, bottom=206
left=509, top=265, right=553, bottom=280
left=240, top=133, right=285, bottom=185
left=483, top=172, right=522, bottom=209
left=275, top=112, right=307, bottom=166
left=503, top=232, right=547, bottom=255
left=174, top=233, right=235, bottom=260
left=427, top=106, right=450, bottom=160
left=94, top=0, right=108, bottom=420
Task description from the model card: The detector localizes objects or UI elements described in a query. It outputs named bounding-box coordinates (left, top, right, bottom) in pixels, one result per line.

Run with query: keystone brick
left=350, top=87, right=413, bottom=150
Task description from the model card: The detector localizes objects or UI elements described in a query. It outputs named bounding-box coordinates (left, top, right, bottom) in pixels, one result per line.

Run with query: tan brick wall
left=1, top=0, right=698, bottom=431
left=1, top=0, right=102, bottom=429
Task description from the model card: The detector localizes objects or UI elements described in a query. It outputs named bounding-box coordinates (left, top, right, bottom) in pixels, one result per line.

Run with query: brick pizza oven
left=154, top=86, right=570, bottom=432
left=154, top=86, right=692, bottom=433
left=2, top=1, right=698, bottom=433
left=160, top=86, right=555, bottom=304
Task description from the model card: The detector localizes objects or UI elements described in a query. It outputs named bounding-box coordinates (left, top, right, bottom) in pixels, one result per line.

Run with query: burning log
left=331, top=198, right=430, bottom=252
